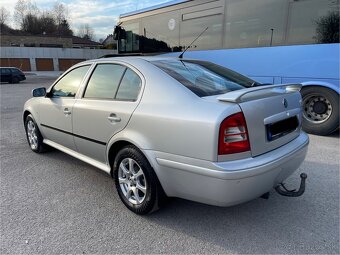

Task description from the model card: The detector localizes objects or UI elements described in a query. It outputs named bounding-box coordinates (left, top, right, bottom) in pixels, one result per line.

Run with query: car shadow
left=140, top=160, right=339, bottom=253
left=23, top=148, right=338, bottom=254
left=328, top=130, right=339, bottom=138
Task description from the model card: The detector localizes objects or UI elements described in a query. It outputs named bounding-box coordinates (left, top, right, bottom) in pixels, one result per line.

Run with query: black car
left=0, top=67, right=26, bottom=83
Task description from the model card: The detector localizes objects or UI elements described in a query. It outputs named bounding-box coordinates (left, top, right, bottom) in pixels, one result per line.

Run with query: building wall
left=0, top=35, right=72, bottom=48
left=0, top=47, right=117, bottom=71
left=0, top=58, right=31, bottom=71
left=58, top=59, right=86, bottom=71
left=36, top=58, right=54, bottom=71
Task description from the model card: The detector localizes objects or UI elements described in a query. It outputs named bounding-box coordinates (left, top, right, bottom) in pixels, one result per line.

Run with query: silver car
left=23, top=57, right=309, bottom=214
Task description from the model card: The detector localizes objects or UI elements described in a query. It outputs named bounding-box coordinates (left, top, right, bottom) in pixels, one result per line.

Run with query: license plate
left=266, top=116, right=299, bottom=141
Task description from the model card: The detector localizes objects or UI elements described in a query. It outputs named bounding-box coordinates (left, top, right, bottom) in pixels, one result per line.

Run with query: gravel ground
left=1, top=77, right=339, bottom=254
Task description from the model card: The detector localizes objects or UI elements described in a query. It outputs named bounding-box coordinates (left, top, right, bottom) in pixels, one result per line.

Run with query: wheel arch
left=107, top=140, right=136, bottom=177
left=107, top=134, right=154, bottom=176
left=106, top=128, right=155, bottom=173
left=23, top=110, right=31, bottom=123
left=301, top=81, right=340, bottom=94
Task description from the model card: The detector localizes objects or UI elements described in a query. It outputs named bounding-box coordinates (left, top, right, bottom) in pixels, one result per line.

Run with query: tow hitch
left=275, top=173, right=307, bottom=197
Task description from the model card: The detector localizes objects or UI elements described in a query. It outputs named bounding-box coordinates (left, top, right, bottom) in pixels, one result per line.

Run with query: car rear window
left=151, top=59, right=259, bottom=97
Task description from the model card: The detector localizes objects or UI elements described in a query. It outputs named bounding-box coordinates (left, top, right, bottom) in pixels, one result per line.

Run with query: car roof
left=0, top=67, right=21, bottom=70
left=81, top=56, right=198, bottom=65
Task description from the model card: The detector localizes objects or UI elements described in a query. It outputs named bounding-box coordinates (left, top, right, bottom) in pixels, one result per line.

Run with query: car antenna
left=178, top=27, right=208, bottom=59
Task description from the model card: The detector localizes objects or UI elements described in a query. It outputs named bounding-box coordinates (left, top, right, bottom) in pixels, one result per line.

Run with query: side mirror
left=32, top=87, right=46, bottom=97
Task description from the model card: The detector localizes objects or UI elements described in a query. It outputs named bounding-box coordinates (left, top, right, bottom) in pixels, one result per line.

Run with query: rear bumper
left=144, top=132, right=309, bottom=206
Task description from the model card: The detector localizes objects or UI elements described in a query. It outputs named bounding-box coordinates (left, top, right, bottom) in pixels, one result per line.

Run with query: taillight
left=218, top=112, right=250, bottom=155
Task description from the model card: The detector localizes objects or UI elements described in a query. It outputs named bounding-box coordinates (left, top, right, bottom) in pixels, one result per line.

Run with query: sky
left=0, top=0, right=170, bottom=41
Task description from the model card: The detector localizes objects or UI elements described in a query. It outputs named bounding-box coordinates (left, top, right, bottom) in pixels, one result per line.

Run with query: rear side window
left=1, top=68, right=11, bottom=74
left=84, top=64, right=126, bottom=99
left=152, top=60, right=259, bottom=97
left=51, top=65, right=90, bottom=97
left=116, top=69, right=142, bottom=101
left=11, top=68, right=21, bottom=74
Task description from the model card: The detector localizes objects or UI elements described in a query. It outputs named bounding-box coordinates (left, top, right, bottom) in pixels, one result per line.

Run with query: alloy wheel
left=118, top=158, right=147, bottom=205
left=27, top=120, right=38, bottom=150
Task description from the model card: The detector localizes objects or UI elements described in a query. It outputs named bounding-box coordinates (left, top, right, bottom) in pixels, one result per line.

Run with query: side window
left=84, top=64, right=126, bottom=99
left=51, top=65, right=90, bottom=97
left=116, top=68, right=142, bottom=101
left=224, top=0, right=286, bottom=48
left=1, top=68, right=11, bottom=74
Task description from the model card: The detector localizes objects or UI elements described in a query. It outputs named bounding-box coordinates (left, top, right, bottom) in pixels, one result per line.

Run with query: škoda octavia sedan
left=24, top=57, right=309, bottom=214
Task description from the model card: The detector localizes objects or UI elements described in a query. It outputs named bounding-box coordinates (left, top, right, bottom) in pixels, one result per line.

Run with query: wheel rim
left=118, top=158, right=147, bottom=205
left=302, top=94, right=332, bottom=124
left=27, top=120, right=38, bottom=150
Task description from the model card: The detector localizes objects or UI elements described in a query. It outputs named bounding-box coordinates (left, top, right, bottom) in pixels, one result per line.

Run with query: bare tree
left=14, top=0, right=27, bottom=27
left=0, top=6, right=10, bottom=25
left=14, top=0, right=40, bottom=28
left=78, top=24, right=94, bottom=40
left=52, top=1, right=68, bottom=26
left=40, top=11, right=57, bottom=34
left=21, top=13, right=40, bottom=34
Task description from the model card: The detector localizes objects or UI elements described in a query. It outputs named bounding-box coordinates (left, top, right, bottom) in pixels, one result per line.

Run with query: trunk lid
left=217, top=84, right=303, bottom=157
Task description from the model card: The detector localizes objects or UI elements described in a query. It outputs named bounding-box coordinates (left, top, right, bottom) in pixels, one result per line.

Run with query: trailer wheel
left=301, top=86, right=339, bottom=135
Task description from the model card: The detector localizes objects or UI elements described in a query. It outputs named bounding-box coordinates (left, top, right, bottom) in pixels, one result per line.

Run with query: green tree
left=315, top=11, right=340, bottom=43
left=58, top=19, right=73, bottom=36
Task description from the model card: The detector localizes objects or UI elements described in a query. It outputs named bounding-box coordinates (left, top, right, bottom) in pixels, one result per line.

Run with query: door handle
left=108, top=113, right=121, bottom=123
left=63, top=108, right=71, bottom=115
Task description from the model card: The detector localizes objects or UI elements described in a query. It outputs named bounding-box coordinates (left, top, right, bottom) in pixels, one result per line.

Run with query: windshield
left=151, top=59, right=260, bottom=97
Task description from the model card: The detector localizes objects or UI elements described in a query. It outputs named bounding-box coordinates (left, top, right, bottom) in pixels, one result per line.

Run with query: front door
left=39, top=65, right=91, bottom=151
left=0, top=68, right=11, bottom=82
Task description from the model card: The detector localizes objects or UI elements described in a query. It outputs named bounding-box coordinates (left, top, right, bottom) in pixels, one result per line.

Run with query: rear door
left=72, top=62, right=143, bottom=163
left=39, top=65, right=91, bottom=150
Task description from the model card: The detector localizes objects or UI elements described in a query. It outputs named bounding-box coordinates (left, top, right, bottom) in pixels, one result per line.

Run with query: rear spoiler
left=217, top=84, right=302, bottom=103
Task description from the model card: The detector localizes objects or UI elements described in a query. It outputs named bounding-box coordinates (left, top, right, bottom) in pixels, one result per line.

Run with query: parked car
left=23, top=57, right=309, bottom=214
left=0, top=67, right=26, bottom=83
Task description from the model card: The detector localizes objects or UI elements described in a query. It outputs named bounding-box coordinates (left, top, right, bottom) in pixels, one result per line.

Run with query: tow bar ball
left=275, top=173, right=307, bottom=197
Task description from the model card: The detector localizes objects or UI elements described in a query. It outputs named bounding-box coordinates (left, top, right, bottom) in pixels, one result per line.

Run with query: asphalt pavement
left=1, top=76, right=339, bottom=254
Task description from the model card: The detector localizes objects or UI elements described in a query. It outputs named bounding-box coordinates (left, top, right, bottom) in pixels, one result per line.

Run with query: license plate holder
left=266, top=116, right=299, bottom=141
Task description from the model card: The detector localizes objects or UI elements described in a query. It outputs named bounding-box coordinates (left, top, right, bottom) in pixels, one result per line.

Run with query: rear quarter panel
left=107, top=59, right=241, bottom=162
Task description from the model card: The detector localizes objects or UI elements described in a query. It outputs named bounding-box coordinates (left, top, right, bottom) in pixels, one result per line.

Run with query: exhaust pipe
left=275, top=173, right=307, bottom=197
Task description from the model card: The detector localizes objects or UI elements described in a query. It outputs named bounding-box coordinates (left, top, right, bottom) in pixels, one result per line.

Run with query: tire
left=24, top=114, right=48, bottom=153
left=11, top=77, right=19, bottom=84
left=301, top=86, right=339, bottom=136
left=113, top=145, right=164, bottom=215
